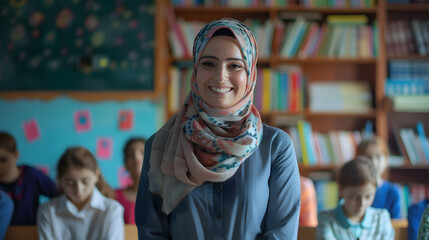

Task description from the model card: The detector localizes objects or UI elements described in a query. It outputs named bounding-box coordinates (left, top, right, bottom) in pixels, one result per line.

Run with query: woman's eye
left=230, top=63, right=242, bottom=69
left=201, top=61, right=214, bottom=67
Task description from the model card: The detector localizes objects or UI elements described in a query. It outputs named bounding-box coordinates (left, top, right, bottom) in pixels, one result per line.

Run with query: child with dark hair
left=115, top=137, right=146, bottom=224
left=0, top=132, right=57, bottom=225
left=356, top=136, right=402, bottom=219
left=37, top=147, right=124, bottom=240
left=317, top=157, right=395, bottom=239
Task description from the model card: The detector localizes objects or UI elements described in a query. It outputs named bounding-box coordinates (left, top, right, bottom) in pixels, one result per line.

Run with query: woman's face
left=195, top=35, right=247, bottom=109
left=341, top=182, right=376, bottom=222
left=59, top=167, right=99, bottom=209
left=125, top=141, right=145, bottom=178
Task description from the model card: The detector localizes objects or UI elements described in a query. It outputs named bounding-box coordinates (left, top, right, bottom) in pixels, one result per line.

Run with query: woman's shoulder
left=262, top=124, right=291, bottom=142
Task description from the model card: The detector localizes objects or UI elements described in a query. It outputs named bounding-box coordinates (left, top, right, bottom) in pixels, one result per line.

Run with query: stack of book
left=386, top=19, right=429, bottom=57
left=309, top=81, right=372, bottom=113
left=274, top=14, right=378, bottom=59
left=385, top=59, right=429, bottom=112
left=394, top=122, right=429, bottom=166
left=254, top=65, right=305, bottom=113
left=282, top=120, right=373, bottom=166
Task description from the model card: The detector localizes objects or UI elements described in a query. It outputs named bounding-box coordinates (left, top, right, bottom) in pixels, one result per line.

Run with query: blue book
left=416, top=122, right=429, bottom=163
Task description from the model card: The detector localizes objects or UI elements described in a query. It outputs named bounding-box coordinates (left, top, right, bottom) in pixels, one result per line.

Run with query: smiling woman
left=135, top=18, right=301, bottom=239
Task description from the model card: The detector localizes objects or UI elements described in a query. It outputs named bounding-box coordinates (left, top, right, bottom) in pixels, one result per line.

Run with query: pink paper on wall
left=35, top=165, right=49, bottom=175
left=74, top=109, right=91, bottom=132
left=22, top=118, right=41, bottom=142
left=117, top=166, right=133, bottom=188
left=96, top=137, right=113, bottom=159
left=118, top=110, right=134, bottom=131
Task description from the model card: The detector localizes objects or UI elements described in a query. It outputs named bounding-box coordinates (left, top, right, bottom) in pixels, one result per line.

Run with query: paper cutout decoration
left=96, top=137, right=113, bottom=159
left=118, top=110, right=134, bottom=130
left=74, top=109, right=91, bottom=132
left=117, top=166, right=133, bottom=188
left=22, top=118, right=41, bottom=142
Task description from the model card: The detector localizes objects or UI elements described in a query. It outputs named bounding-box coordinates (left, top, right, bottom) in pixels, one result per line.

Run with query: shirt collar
left=335, top=198, right=372, bottom=229
left=57, top=187, right=106, bottom=216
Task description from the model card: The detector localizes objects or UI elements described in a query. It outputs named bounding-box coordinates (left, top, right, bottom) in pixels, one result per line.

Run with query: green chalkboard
left=0, top=0, right=154, bottom=91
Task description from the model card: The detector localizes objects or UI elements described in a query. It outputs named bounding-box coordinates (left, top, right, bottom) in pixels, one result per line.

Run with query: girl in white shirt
left=37, top=147, right=124, bottom=240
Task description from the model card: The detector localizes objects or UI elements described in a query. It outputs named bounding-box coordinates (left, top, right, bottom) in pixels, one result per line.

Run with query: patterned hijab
left=149, top=18, right=263, bottom=214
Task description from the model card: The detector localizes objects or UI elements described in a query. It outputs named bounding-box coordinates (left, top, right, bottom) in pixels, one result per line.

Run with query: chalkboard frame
left=0, top=1, right=165, bottom=101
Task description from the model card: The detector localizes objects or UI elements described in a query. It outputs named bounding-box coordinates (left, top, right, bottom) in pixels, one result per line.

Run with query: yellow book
left=262, top=68, right=271, bottom=113
left=327, top=15, right=368, bottom=25
left=325, top=181, right=339, bottom=210
left=297, top=120, right=310, bottom=166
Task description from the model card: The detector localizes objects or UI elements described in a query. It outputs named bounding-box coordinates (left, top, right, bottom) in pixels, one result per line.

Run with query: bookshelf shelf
left=389, top=167, right=429, bottom=184
left=276, top=58, right=377, bottom=64
left=388, top=55, right=429, bottom=60
left=268, top=110, right=377, bottom=118
left=172, top=57, right=378, bottom=64
left=387, top=3, right=429, bottom=11
left=174, top=6, right=377, bottom=14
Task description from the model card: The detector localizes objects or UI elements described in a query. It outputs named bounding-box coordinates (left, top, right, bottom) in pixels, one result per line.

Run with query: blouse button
left=216, top=214, right=222, bottom=219
left=216, top=188, right=221, bottom=193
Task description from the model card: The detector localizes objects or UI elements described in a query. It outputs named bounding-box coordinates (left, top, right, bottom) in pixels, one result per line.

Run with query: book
left=399, top=128, right=419, bottom=165
left=326, top=15, right=368, bottom=25
left=416, top=122, right=429, bottom=163
left=391, top=95, right=429, bottom=112
left=309, top=81, right=372, bottom=112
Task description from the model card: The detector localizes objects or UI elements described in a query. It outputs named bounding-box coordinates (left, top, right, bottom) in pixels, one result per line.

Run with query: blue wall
left=0, top=96, right=164, bottom=188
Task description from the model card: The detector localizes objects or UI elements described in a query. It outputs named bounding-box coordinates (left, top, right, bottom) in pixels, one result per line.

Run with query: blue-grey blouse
left=135, top=124, right=301, bottom=240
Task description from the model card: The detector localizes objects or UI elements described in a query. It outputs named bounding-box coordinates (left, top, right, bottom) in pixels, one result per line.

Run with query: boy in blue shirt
left=0, top=132, right=57, bottom=225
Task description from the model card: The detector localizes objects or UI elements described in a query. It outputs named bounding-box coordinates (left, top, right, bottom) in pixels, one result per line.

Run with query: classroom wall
left=0, top=96, right=164, bottom=188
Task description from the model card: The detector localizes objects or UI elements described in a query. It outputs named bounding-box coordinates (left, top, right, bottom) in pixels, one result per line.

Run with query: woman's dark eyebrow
left=200, top=56, right=244, bottom=62
left=200, top=56, right=218, bottom=61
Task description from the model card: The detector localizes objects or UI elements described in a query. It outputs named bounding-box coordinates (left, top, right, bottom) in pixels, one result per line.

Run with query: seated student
left=300, top=176, right=318, bottom=227
left=356, top=136, right=402, bottom=219
left=0, top=132, right=57, bottom=225
left=317, top=157, right=395, bottom=240
left=409, top=198, right=429, bottom=240
left=115, top=137, right=146, bottom=224
left=417, top=203, right=429, bottom=239
left=0, top=190, right=14, bottom=240
left=37, top=147, right=124, bottom=240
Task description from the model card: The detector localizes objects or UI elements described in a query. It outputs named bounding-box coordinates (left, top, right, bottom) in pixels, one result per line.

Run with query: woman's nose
left=215, top=65, right=228, bottom=83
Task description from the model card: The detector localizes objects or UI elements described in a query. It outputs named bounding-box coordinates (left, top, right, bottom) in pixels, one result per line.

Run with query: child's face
left=0, top=148, right=18, bottom=182
left=125, top=141, right=145, bottom=178
left=365, top=145, right=387, bottom=177
left=59, top=167, right=99, bottom=208
left=342, top=183, right=376, bottom=221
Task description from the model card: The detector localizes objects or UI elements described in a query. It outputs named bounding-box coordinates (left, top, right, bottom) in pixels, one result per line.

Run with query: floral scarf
left=149, top=18, right=263, bottom=214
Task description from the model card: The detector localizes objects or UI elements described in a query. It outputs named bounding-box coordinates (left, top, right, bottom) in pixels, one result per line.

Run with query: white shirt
left=37, top=188, right=124, bottom=240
